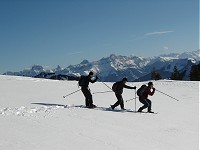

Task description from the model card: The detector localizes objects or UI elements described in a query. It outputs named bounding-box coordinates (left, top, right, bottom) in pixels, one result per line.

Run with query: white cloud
left=68, top=51, right=83, bottom=55
left=163, top=46, right=169, bottom=50
left=145, top=31, right=174, bottom=36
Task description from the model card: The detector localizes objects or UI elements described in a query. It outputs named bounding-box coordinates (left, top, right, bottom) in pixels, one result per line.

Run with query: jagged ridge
left=3, top=50, right=200, bottom=81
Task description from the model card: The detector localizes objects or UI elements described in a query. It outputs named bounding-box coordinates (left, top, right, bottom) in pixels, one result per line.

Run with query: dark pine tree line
left=151, top=67, right=162, bottom=80
left=170, top=66, right=186, bottom=80
left=189, top=63, right=200, bottom=81
left=150, top=63, right=200, bottom=81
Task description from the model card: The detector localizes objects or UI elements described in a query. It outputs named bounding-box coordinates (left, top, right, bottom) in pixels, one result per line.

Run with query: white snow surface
left=0, top=75, right=199, bottom=150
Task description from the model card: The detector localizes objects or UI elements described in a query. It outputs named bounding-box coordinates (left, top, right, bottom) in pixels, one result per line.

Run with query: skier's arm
left=90, top=76, right=98, bottom=83
left=123, top=84, right=136, bottom=89
left=148, top=88, right=155, bottom=96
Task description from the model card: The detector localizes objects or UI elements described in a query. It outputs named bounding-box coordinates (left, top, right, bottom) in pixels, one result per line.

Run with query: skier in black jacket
left=111, top=77, right=136, bottom=110
left=79, top=71, right=98, bottom=108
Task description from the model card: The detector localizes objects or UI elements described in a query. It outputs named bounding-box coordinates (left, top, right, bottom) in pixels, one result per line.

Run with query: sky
left=0, top=0, right=199, bottom=73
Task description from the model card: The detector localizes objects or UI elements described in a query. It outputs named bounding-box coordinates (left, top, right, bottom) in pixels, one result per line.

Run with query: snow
left=0, top=75, right=199, bottom=150
left=4, top=50, right=200, bottom=82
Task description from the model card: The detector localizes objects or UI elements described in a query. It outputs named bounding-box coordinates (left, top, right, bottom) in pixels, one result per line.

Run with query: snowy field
left=0, top=75, right=199, bottom=150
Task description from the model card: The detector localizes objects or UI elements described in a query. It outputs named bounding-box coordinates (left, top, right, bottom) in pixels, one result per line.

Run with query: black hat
left=148, top=82, right=153, bottom=86
left=89, top=71, right=94, bottom=76
left=122, top=77, right=128, bottom=81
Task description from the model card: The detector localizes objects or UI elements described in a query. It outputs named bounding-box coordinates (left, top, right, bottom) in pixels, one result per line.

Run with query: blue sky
left=0, top=0, right=199, bottom=73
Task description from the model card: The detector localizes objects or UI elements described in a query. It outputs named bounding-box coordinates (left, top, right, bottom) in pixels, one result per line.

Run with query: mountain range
left=3, top=50, right=200, bottom=81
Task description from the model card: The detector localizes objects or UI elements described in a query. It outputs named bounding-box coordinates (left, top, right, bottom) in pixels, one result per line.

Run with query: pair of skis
left=64, top=105, right=158, bottom=114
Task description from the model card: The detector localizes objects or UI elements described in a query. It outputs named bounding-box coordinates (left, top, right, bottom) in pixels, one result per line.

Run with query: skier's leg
left=112, top=94, right=123, bottom=109
left=146, top=99, right=152, bottom=112
left=138, top=97, right=149, bottom=111
left=81, top=88, right=90, bottom=107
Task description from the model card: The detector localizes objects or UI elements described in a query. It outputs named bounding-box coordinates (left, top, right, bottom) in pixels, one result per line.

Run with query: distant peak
left=31, top=65, right=44, bottom=71
left=80, top=59, right=90, bottom=64
left=109, top=54, right=117, bottom=60
left=56, top=65, right=62, bottom=70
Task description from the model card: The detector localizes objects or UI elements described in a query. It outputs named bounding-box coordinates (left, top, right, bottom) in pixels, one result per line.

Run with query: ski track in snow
left=0, top=106, right=65, bottom=117
left=0, top=105, right=124, bottom=117
left=0, top=104, right=159, bottom=117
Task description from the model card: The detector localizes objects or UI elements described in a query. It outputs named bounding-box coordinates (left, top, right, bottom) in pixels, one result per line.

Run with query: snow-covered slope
left=0, top=75, right=198, bottom=150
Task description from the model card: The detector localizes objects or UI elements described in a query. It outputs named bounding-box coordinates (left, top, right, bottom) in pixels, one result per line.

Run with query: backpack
left=78, top=76, right=87, bottom=87
left=112, top=82, right=119, bottom=92
left=137, top=84, right=147, bottom=97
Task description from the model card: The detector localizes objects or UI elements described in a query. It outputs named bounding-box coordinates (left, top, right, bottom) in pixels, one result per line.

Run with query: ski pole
left=125, top=97, right=137, bottom=102
left=135, top=89, right=137, bottom=112
left=125, top=97, right=139, bottom=102
left=102, top=82, right=113, bottom=90
left=125, top=98, right=134, bottom=102
left=93, top=90, right=113, bottom=94
left=63, top=89, right=81, bottom=98
left=98, top=77, right=113, bottom=91
left=156, top=89, right=180, bottom=101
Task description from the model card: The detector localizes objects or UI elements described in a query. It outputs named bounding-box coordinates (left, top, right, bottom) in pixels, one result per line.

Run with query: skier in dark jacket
left=79, top=71, right=98, bottom=108
left=138, top=82, right=155, bottom=113
left=111, top=77, right=136, bottom=110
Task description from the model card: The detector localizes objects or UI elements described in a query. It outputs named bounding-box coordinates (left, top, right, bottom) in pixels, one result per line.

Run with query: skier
left=79, top=71, right=98, bottom=108
left=137, top=81, right=155, bottom=113
left=111, top=77, right=136, bottom=110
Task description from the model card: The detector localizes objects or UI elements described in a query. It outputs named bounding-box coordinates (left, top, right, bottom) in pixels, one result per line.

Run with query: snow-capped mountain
left=3, top=50, right=200, bottom=81
left=4, top=65, right=52, bottom=77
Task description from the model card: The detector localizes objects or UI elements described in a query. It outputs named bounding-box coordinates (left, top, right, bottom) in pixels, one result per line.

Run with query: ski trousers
left=81, top=87, right=93, bottom=107
left=113, top=93, right=124, bottom=109
left=138, top=97, right=152, bottom=112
